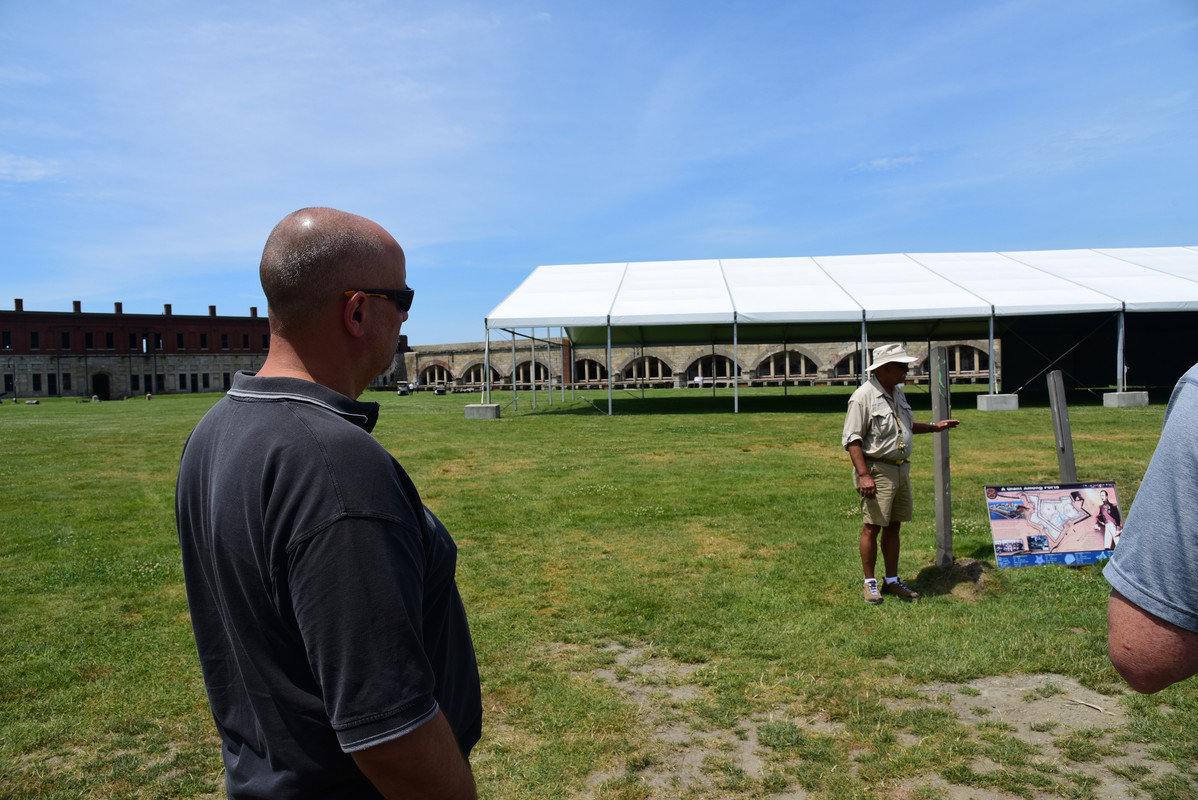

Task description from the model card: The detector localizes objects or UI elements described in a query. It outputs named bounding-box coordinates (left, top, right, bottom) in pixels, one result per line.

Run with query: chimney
left=73, top=300, right=82, bottom=313
left=114, top=302, right=123, bottom=314
left=250, top=306, right=258, bottom=318
left=209, top=305, right=217, bottom=317
left=14, top=299, right=22, bottom=311
left=164, top=304, right=172, bottom=315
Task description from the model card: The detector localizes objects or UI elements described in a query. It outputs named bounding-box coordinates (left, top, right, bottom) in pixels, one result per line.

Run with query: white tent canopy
left=483, top=247, right=1198, bottom=410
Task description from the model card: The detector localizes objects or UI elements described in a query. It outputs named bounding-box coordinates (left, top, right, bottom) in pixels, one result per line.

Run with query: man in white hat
left=842, top=343, right=959, bottom=604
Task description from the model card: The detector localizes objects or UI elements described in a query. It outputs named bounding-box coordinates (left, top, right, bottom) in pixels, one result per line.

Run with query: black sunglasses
left=344, top=288, right=414, bottom=313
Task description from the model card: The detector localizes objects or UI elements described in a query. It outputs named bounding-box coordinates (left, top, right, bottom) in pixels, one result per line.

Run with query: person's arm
left=914, top=419, right=959, bottom=434
left=352, top=710, right=477, bottom=800
left=846, top=441, right=875, bottom=498
left=1108, top=589, right=1198, bottom=693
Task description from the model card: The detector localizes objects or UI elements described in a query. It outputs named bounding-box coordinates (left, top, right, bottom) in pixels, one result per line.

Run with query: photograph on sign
left=984, top=482, right=1123, bottom=568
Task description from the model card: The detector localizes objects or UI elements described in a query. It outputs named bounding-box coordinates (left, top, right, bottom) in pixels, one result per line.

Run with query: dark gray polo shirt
left=176, top=372, right=481, bottom=799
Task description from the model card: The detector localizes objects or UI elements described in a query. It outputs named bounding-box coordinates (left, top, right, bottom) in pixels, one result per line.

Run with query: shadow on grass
left=913, top=557, right=1000, bottom=600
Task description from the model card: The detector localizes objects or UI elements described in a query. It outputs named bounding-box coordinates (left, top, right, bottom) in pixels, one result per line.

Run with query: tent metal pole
left=860, top=319, right=869, bottom=384
left=560, top=328, right=566, bottom=403
left=1117, top=309, right=1126, bottom=392
left=988, top=312, right=996, bottom=395
left=783, top=331, right=789, bottom=397
left=530, top=331, right=537, bottom=409
left=511, top=333, right=517, bottom=413
left=546, top=328, right=552, bottom=406
left=484, top=325, right=491, bottom=404
left=606, top=323, right=613, bottom=416
left=733, top=318, right=739, bottom=413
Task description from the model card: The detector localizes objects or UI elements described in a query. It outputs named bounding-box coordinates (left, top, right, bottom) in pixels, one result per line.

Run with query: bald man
left=176, top=208, right=481, bottom=799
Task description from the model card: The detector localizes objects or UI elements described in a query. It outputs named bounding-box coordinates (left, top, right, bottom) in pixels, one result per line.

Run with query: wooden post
left=931, top=346, right=953, bottom=567
left=1047, top=370, right=1078, bottom=482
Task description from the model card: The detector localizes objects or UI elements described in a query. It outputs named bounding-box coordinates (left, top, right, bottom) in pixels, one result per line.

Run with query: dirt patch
left=577, top=641, right=1192, bottom=800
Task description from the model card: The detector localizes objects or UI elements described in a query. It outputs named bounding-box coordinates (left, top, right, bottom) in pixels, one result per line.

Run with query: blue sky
left=2, top=1, right=1196, bottom=345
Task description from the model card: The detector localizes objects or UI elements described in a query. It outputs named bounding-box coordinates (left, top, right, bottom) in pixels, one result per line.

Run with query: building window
left=63, top=373, right=71, bottom=392
left=242, top=333, right=250, bottom=349
left=132, top=374, right=140, bottom=392
left=48, top=374, right=57, bottom=395
left=262, top=333, right=269, bottom=348
left=85, top=332, right=94, bottom=349
left=2, top=331, right=10, bottom=349
left=3, top=373, right=12, bottom=393
left=155, top=374, right=164, bottom=392
left=177, top=333, right=185, bottom=349
left=202, top=373, right=210, bottom=389
left=179, top=373, right=187, bottom=390
left=32, top=373, right=41, bottom=392
left=105, top=332, right=114, bottom=349
left=154, top=332, right=163, bottom=350
left=62, top=332, right=71, bottom=349
left=222, top=372, right=231, bottom=389
left=200, top=333, right=208, bottom=349
left=129, top=332, right=138, bottom=349
left=221, top=333, right=229, bottom=349
left=30, top=331, right=40, bottom=350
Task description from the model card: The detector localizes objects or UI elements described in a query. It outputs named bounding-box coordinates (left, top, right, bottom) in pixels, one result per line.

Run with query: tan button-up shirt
left=841, top=375, right=914, bottom=461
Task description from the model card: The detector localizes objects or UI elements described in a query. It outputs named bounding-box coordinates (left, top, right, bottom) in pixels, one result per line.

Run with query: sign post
left=1047, top=369, right=1078, bottom=483
left=931, top=346, right=953, bottom=567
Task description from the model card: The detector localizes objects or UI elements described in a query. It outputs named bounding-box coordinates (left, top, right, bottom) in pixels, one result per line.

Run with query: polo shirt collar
left=226, top=371, right=380, bottom=432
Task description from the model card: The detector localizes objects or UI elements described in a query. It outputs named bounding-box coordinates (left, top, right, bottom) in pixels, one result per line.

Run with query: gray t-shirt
left=1105, top=363, right=1198, bottom=633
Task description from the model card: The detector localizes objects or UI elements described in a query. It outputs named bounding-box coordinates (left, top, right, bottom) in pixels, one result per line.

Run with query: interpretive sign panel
left=985, top=482, right=1123, bottom=568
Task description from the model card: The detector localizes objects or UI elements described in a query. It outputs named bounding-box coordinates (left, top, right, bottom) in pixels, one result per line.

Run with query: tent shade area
left=483, top=247, right=1198, bottom=412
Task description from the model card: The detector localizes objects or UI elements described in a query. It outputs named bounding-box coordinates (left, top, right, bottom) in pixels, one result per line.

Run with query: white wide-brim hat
left=866, top=343, right=919, bottom=372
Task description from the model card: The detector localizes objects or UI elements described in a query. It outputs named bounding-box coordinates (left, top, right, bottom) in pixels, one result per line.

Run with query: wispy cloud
left=0, top=153, right=58, bottom=181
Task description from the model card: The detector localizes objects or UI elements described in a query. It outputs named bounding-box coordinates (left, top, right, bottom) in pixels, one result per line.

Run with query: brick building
left=0, top=299, right=275, bottom=400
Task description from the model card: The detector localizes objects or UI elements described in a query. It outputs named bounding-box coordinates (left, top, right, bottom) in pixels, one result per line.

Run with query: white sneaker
left=863, top=578, right=883, bottom=605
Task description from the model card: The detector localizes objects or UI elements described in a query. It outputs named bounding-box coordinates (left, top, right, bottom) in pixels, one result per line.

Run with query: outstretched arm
left=915, top=419, right=959, bottom=434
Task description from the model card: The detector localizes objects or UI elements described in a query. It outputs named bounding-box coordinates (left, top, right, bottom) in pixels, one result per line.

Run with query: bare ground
left=575, top=641, right=1193, bottom=800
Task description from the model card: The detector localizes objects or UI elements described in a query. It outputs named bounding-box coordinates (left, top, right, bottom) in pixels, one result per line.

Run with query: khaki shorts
left=855, top=460, right=913, bottom=526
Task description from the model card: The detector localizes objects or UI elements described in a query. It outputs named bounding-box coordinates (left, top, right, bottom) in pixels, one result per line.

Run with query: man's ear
left=343, top=292, right=368, bottom=338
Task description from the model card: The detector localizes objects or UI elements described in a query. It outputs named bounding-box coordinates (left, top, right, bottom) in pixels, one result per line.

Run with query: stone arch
left=458, top=362, right=501, bottom=387
left=620, top=355, right=673, bottom=387
left=830, top=349, right=864, bottom=383
left=945, top=343, right=990, bottom=383
left=513, top=360, right=549, bottom=388
left=419, top=360, right=454, bottom=387
left=752, top=347, right=820, bottom=383
left=684, top=354, right=741, bottom=385
left=573, top=357, right=608, bottom=386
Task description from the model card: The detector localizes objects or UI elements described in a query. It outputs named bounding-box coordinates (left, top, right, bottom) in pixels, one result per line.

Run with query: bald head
left=260, top=207, right=404, bottom=332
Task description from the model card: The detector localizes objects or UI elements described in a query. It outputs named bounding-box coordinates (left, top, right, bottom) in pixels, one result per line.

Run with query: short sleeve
left=289, top=515, right=440, bottom=751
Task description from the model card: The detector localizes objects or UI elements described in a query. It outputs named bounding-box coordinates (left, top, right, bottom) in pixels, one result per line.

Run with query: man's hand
left=857, top=473, right=877, bottom=499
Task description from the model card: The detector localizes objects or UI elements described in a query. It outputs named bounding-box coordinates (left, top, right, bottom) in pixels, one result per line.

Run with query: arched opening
left=513, top=361, right=549, bottom=388
left=755, top=350, right=818, bottom=384
left=573, top=358, right=607, bottom=387
left=947, top=344, right=989, bottom=383
left=686, top=355, right=739, bottom=386
left=91, top=373, right=111, bottom=401
left=622, top=356, right=672, bottom=387
left=461, top=364, right=500, bottom=388
left=833, top=351, right=863, bottom=384
left=419, top=363, right=453, bottom=389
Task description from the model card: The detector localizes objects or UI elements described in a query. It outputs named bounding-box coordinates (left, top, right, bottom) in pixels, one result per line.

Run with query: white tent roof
left=486, top=246, right=1198, bottom=346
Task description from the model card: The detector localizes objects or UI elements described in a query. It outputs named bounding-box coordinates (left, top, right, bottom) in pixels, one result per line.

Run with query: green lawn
left=1, top=386, right=1194, bottom=799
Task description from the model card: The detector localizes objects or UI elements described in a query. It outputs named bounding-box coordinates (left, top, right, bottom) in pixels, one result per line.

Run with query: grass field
left=2, top=384, right=1195, bottom=799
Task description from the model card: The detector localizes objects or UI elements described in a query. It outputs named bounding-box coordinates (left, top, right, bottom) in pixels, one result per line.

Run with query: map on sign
left=984, top=482, right=1123, bottom=568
